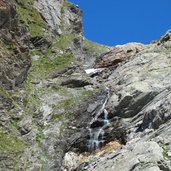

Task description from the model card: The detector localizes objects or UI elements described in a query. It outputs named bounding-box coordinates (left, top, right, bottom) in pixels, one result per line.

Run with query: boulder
left=62, top=151, right=80, bottom=170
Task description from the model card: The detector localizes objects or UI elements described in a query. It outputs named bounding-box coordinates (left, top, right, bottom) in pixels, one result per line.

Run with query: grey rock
left=0, top=0, right=16, bottom=29
left=34, top=0, right=64, bottom=35
left=62, top=151, right=81, bottom=170
left=63, top=2, right=82, bottom=35
left=158, top=30, right=171, bottom=44
left=105, top=47, right=171, bottom=123
left=19, top=116, right=32, bottom=135
left=31, top=55, right=41, bottom=61
left=77, top=141, right=164, bottom=171
left=74, top=42, right=171, bottom=170
left=138, top=90, right=171, bottom=130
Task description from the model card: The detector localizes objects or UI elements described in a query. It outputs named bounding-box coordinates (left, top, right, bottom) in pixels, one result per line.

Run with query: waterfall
left=87, top=88, right=110, bottom=152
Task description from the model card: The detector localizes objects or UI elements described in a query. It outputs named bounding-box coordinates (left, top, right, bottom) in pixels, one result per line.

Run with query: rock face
left=0, top=0, right=16, bottom=28
left=34, top=0, right=64, bottom=35
left=0, top=0, right=31, bottom=90
left=70, top=37, right=171, bottom=171
left=0, top=0, right=109, bottom=170
left=0, top=0, right=171, bottom=171
left=0, top=0, right=9, bottom=27
left=77, top=141, right=165, bottom=171
left=158, top=30, right=171, bottom=44
left=94, top=43, right=146, bottom=68
left=74, top=34, right=171, bottom=171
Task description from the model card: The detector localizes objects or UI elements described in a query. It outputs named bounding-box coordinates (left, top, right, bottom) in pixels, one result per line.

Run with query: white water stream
left=87, top=88, right=110, bottom=151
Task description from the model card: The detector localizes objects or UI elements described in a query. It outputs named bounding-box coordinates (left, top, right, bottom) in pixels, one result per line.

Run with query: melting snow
left=85, top=68, right=103, bottom=75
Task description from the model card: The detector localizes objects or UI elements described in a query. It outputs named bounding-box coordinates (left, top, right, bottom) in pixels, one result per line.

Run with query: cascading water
left=87, top=88, right=110, bottom=152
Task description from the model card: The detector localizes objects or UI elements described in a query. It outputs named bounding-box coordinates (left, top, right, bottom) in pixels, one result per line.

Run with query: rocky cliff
left=0, top=0, right=171, bottom=171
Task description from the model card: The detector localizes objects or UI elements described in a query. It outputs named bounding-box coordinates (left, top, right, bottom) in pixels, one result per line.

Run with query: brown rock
left=0, top=0, right=9, bottom=27
left=94, top=43, right=146, bottom=68
left=0, top=0, right=7, bottom=7
left=0, top=0, right=31, bottom=90
left=0, top=0, right=16, bottom=29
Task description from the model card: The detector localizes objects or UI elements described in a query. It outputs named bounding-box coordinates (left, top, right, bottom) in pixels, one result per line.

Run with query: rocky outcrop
left=0, top=0, right=16, bottom=29
left=0, top=0, right=31, bottom=90
left=75, top=38, right=171, bottom=170
left=158, top=30, right=171, bottom=44
left=0, top=0, right=9, bottom=27
left=63, top=1, right=83, bottom=35
left=76, top=141, right=169, bottom=171
left=0, top=52, right=31, bottom=90
left=34, top=0, right=64, bottom=35
left=94, top=43, right=146, bottom=68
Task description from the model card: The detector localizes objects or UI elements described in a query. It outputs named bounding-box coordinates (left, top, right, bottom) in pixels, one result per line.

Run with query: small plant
left=162, top=145, right=169, bottom=159
left=0, top=130, right=27, bottom=168
left=16, top=0, right=48, bottom=37
left=83, top=39, right=110, bottom=55
left=36, top=127, right=44, bottom=145
left=55, top=34, right=76, bottom=50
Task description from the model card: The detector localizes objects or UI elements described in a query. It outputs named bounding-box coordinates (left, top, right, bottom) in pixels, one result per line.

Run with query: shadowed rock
left=90, top=120, right=105, bottom=128
left=60, top=79, right=93, bottom=88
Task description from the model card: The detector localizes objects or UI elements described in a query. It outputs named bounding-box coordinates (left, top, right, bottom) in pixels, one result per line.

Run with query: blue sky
left=69, top=0, right=171, bottom=46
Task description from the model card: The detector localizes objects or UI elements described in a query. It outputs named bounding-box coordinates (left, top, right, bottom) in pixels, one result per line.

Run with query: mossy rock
left=0, top=130, right=27, bottom=169
left=28, top=53, right=75, bottom=80
left=16, top=0, right=48, bottom=37
left=83, top=39, right=110, bottom=55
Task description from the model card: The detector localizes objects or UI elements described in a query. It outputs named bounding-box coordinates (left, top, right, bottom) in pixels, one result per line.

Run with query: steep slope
left=0, top=0, right=171, bottom=171
left=0, top=0, right=109, bottom=170
left=75, top=32, right=171, bottom=170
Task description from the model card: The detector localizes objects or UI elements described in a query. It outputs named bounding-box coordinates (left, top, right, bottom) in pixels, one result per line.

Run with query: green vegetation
left=0, top=131, right=26, bottom=155
left=0, top=88, right=23, bottom=112
left=0, top=87, right=13, bottom=98
left=162, top=145, right=170, bottom=159
left=53, top=86, right=101, bottom=115
left=0, top=39, right=12, bottom=55
left=83, top=39, right=110, bottom=55
left=36, top=127, right=44, bottom=145
left=64, top=1, right=73, bottom=8
left=0, top=130, right=27, bottom=166
left=55, top=34, right=76, bottom=50
left=16, top=0, right=48, bottom=37
left=23, top=92, right=41, bottom=112
left=1, top=39, right=17, bottom=52
left=51, top=113, right=64, bottom=121
left=29, top=53, right=75, bottom=80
